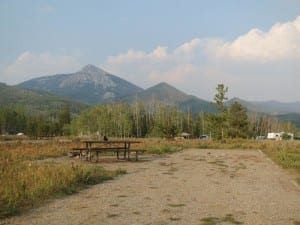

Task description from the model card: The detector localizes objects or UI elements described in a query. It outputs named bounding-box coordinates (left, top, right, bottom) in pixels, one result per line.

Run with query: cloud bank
left=104, top=16, right=300, bottom=101
left=3, top=52, right=80, bottom=84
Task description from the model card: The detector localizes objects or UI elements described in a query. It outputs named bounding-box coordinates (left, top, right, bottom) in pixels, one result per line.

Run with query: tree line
left=71, top=84, right=297, bottom=139
left=0, top=105, right=71, bottom=138
left=1, top=84, right=297, bottom=139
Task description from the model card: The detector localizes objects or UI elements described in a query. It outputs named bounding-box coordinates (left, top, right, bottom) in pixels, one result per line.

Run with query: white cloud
left=215, top=16, right=300, bottom=62
left=104, top=16, right=300, bottom=101
left=2, top=51, right=80, bottom=84
left=104, top=39, right=206, bottom=87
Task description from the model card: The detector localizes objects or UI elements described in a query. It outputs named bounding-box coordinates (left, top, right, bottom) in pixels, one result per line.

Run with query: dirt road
left=3, top=149, right=300, bottom=225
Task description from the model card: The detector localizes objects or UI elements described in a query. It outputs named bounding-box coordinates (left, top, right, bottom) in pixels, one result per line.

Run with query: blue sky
left=1, top=0, right=300, bottom=102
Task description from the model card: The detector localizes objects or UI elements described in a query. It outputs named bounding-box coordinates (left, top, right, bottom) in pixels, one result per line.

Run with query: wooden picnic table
left=71, top=140, right=145, bottom=161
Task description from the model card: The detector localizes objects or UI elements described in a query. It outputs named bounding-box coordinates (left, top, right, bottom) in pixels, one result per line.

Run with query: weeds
left=0, top=141, right=126, bottom=218
left=257, top=140, right=300, bottom=173
left=200, top=214, right=243, bottom=225
left=146, top=144, right=182, bottom=154
left=168, top=203, right=186, bottom=207
left=107, top=213, right=120, bottom=218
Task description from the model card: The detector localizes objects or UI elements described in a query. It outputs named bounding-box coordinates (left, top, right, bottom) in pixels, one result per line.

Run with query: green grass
left=146, top=144, right=182, bottom=154
left=168, top=203, right=186, bottom=207
left=169, top=217, right=181, bottom=221
left=257, top=141, right=300, bottom=174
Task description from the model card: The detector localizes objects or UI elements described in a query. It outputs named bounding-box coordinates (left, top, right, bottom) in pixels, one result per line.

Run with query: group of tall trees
left=72, top=101, right=195, bottom=138
left=0, top=84, right=297, bottom=139
left=71, top=84, right=297, bottom=139
left=0, top=105, right=71, bottom=138
left=208, top=84, right=250, bottom=139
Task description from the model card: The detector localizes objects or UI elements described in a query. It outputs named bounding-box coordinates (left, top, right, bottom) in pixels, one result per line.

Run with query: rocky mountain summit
left=18, top=65, right=143, bottom=104
left=59, top=65, right=117, bottom=89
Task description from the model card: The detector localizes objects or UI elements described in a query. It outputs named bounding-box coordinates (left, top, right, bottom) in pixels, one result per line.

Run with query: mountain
left=16, top=64, right=300, bottom=116
left=120, top=82, right=217, bottom=113
left=18, top=64, right=143, bottom=104
left=227, top=97, right=300, bottom=114
left=0, top=83, right=88, bottom=115
left=227, top=97, right=300, bottom=129
left=253, top=100, right=300, bottom=114
left=18, top=66, right=216, bottom=113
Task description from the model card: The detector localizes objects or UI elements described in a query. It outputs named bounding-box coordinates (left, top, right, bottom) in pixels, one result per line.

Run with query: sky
left=1, top=0, right=300, bottom=102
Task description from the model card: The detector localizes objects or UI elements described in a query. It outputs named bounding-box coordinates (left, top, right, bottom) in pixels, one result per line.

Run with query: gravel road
left=3, top=149, right=300, bottom=225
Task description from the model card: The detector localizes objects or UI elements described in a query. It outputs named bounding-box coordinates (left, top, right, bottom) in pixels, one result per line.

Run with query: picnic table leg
left=127, top=143, right=132, bottom=160
left=123, top=143, right=127, bottom=159
left=87, top=143, right=91, bottom=161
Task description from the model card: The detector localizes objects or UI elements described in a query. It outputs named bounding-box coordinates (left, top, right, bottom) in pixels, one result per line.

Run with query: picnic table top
left=81, top=140, right=141, bottom=144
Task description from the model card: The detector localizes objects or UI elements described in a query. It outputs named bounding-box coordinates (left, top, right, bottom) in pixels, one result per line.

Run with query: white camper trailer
left=267, top=132, right=282, bottom=140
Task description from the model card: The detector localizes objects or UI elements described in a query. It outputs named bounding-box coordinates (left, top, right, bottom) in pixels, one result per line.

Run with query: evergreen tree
left=209, top=84, right=229, bottom=140
left=228, top=102, right=249, bottom=138
left=214, top=84, right=228, bottom=113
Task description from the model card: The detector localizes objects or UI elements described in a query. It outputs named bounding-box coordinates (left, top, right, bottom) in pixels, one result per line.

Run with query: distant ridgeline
left=0, top=65, right=299, bottom=137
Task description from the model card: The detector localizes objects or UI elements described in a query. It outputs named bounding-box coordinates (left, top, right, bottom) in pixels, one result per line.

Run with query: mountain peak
left=18, top=64, right=143, bottom=104
left=149, top=82, right=186, bottom=96
left=79, top=64, right=107, bottom=75
left=154, top=82, right=173, bottom=88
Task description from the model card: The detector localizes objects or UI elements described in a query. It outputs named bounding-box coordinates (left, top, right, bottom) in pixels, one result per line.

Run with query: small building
left=180, top=132, right=191, bottom=139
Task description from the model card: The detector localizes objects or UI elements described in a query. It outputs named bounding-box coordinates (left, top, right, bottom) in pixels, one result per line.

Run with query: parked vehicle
left=199, top=135, right=209, bottom=140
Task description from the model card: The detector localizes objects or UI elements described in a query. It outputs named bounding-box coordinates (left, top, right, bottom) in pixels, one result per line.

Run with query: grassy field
left=0, top=141, right=126, bottom=218
left=0, top=138, right=299, bottom=219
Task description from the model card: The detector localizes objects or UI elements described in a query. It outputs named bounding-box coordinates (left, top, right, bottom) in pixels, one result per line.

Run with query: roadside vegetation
left=0, top=141, right=126, bottom=218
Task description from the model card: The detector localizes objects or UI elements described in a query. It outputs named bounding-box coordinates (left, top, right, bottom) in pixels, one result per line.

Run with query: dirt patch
left=3, top=149, right=300, bottom=225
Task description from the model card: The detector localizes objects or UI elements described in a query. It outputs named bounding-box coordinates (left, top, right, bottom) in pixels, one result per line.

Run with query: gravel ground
left=3, top=149, right=300, bottom=225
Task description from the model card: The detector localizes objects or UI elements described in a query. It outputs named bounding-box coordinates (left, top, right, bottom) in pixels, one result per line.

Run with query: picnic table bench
left=70, top=140, right=145, bottom=161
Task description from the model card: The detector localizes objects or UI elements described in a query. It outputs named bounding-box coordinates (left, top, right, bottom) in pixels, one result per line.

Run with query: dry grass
left=0, top=140, right=125, bottom=218
left=1, top=137, right=299, bottom=218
